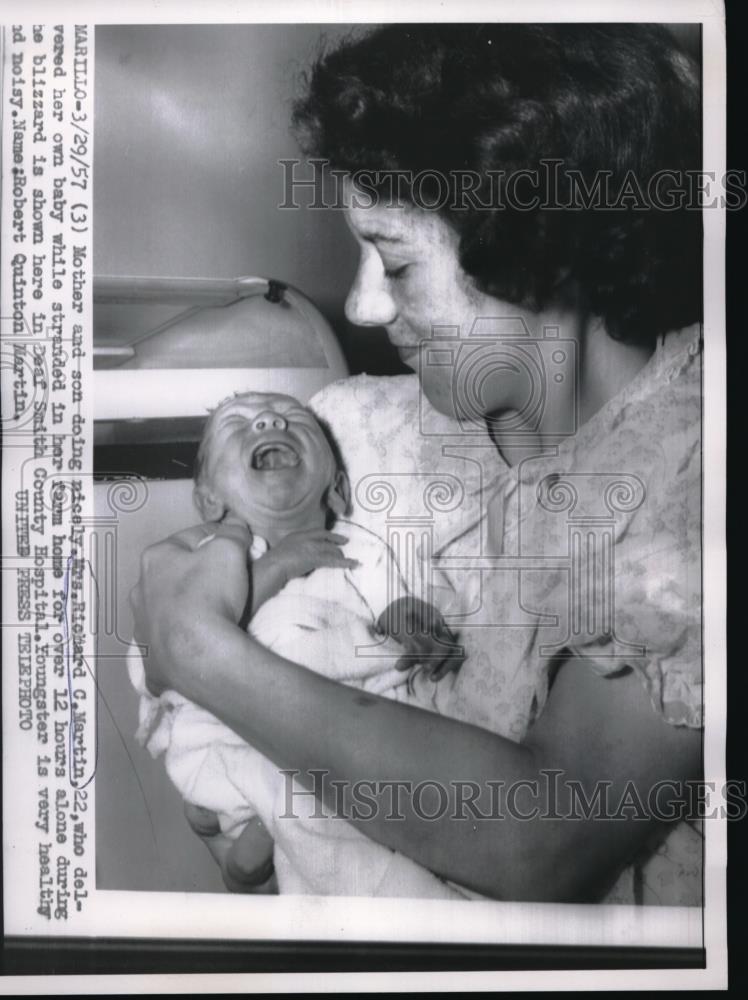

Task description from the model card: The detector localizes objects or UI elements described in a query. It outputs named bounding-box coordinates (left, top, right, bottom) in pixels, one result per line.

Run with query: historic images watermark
left=278, top=770, right=747, bottom=824
left=278, top=158, right=747, bottom=212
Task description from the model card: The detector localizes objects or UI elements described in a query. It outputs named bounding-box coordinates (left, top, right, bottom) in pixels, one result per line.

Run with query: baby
left=130, top=391, right=466, bottom=898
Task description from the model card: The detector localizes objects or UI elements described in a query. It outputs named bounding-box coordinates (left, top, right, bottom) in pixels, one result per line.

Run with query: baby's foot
left=224, top=817, right=276, bottom=891
left=184, top=804, right=277, bottom=893
left=184, top=802, right=222, bottom=838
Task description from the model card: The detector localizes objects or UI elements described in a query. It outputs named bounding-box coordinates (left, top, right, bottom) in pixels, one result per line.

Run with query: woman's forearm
left=162, top=611, right=631, bottom=901
left=247, top=557, right=287, bottom=618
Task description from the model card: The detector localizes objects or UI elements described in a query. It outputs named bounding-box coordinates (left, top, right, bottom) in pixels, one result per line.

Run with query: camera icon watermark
left=418, top=316, right=578, bottom=440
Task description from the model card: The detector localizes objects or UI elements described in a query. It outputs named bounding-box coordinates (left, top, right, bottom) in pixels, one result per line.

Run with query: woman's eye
left=383, top=264, right=409, bottom=281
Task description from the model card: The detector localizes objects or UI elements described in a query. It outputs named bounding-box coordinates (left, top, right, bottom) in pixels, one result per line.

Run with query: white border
left=0, top=0, right=727, bottom=25
left=1, top=0, right=727, bottom=992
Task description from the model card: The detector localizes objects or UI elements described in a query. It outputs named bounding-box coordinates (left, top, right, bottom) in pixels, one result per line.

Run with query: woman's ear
left=326, top=469, right=352, bottom=517
left=193, top=483, right=226, bottom=523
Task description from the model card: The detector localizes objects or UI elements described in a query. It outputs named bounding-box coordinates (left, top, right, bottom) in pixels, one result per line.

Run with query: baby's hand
left=261, top=528, right=359, bottom=586
left=376, top=597, right=465, bottom=682
left=247, top=528, right=359, bottom=620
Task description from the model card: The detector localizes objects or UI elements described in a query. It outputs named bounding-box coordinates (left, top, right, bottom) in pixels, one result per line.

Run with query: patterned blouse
left=310, top=323, right=703, bottom=905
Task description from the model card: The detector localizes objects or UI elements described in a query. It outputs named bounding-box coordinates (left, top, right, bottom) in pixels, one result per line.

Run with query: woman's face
left=343, top=186, right=533, bottom=421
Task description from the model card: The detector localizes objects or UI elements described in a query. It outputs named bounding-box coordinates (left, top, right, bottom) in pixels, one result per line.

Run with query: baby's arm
left=243, top=528, right=359, bottom=623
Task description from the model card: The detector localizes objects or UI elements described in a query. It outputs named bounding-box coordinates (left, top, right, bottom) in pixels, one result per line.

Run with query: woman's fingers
left=395, top=654, right=419, bottom=672
left=396, top=651, right=462, bottom=678
left=394, top=630, right=465, bottom=679
left=428, top=652, right=465, bottom=681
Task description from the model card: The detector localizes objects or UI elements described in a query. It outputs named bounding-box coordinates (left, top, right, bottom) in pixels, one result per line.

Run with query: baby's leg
left=184, top=804, right=277, bottom=893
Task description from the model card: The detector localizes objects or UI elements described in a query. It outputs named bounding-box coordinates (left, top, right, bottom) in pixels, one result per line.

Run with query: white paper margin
left=0, top=0, right=728, bottom=993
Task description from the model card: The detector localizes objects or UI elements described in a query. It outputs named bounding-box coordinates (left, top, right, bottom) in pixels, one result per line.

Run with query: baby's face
left=197, top=392, right=338, bottom=528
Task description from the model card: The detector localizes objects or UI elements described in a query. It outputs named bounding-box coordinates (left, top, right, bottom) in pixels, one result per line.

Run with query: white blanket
left=129, top=520, right=466, bottom=899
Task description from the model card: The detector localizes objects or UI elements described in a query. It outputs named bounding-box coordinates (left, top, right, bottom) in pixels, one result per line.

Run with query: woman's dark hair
left=293, top=24, right=702, bottom=345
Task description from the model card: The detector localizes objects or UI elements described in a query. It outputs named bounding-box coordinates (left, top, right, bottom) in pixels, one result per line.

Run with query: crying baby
left=129, top=390, right=466, bottom=899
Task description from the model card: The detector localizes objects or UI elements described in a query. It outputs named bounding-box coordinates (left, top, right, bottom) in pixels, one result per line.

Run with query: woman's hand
left=376, top=596, right=465, bottom=681
left=131, top=522, right=702, bottom=902
left=129, top=517, right=253, bottom=696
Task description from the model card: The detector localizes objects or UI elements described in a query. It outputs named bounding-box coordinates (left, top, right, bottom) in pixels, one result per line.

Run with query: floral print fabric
left=310, top=322, right=703, bottom=905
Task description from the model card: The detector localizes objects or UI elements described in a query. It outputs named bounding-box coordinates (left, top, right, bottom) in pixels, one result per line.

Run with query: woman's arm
left=132, top=524, right=702, bottom=901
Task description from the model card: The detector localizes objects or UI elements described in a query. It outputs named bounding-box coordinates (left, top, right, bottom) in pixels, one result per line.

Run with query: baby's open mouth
left=250, top=441, right=301, bottom=471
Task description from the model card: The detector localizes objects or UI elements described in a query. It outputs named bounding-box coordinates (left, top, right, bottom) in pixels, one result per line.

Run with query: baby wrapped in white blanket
left=129, top=391, right=465, bottom=898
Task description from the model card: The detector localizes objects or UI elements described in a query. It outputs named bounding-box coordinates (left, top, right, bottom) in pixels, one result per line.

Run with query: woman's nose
left=252, top=411, right=287, bottom=432
left=345, top=265, right=398, bottom=328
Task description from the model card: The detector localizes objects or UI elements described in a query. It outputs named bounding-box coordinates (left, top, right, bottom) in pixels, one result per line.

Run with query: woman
left=131, top=24, right=703, bottom=903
